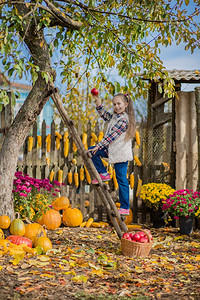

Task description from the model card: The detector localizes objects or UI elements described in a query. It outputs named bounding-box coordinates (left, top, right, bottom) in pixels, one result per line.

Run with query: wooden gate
left=142, top=96, right=176, bottom=188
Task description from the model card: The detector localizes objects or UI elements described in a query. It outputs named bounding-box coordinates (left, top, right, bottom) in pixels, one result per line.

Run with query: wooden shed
left=141, top=69, right=200, bottom=190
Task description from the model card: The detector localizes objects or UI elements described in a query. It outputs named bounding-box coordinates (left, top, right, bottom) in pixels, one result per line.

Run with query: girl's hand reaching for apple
left=91, top=89, right=101, bottom=106
left=92, top=94, right=101, bottom=106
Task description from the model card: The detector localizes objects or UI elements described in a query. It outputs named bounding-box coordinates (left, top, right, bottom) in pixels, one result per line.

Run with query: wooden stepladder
left=51, top=88, right=128, bottom=238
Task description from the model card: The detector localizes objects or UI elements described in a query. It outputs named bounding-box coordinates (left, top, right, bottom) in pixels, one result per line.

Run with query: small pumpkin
left=62, top=207, right=83, bottom=227
left=116, top=202, right=133, bottom=225
left=9, top=216, right=26, bottom=236
left=0, top=229, right=5, bottom=239
left=42, top=209, right=61, bottom=230
left=52, top=196, right=70, bottom=211
left=34, top=237, right=52, bottom=253
left=124, top=209, right=133, bottom=225
left=24, top=223, right=46, bottom=243
left=0, top=215, right=11, bottom=229
left=7, top=235, right=33, bottom=248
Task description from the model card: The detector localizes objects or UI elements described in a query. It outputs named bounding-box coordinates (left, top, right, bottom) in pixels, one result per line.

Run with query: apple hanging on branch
left=91, top=88, right=99, bottom=96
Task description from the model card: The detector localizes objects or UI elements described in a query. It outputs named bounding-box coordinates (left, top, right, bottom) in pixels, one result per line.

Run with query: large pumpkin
left=9, top=217, right=26, bottom=236
left=42, top=209, right=61, bottom=230
left=0, top=215, right=11, bottom=229
left=7, top=235, right=32, bottom=248
left=62, top=208, right=83, bottom=227
left=52, top=196, right=70, bottom=211
left=34, top=237, right=52, bottom=253
left=24, top=223, right=46, bottom=243
left=115, top=202, right=133, bottom=225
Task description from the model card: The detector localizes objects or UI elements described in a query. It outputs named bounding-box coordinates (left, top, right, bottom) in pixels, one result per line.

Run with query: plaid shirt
left=96, top=105, right=128, bottom=153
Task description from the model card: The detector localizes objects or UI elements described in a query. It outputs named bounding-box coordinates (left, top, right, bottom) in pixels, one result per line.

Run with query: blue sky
left=159, top=42, right=200, bottom=91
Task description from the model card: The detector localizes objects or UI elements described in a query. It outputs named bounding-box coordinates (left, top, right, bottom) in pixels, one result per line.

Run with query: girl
left=88, top=93, right=135, bottom=215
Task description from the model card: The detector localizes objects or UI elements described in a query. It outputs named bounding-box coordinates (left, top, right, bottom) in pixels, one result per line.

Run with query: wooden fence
left=15, top=118, right=144, bottom=223
left=1, top=104, right=199, bottom=229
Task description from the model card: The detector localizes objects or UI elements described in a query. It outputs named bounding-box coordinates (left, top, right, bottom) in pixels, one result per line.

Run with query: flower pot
left=152, top=209, right=167, bottom=228
left=179, top=216, right=193, bottom=235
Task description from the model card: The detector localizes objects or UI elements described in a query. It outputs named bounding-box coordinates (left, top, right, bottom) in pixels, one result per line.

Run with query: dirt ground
left=0, top=225, right=200, bottom=300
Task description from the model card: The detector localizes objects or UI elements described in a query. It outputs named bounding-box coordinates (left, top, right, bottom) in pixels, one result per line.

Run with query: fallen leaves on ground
left=0, top=226, right=200, bottom=299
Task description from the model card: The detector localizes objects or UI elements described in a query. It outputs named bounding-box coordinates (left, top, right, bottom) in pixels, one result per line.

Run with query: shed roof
left=167, top=69, right=200, bottom=83
left=138, top=69, right=200, bottom=83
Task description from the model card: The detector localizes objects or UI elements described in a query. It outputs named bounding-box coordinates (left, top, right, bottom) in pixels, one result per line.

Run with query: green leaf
left=86, top=248, right=95, bottom=254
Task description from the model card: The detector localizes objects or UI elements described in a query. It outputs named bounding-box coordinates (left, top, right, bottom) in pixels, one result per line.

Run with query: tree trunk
left=0, top=80, right=54, bottom=218
left=0, top=3, right=54, bottom=218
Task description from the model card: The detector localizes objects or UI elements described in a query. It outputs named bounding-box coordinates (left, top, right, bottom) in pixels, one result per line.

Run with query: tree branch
left=43, top=0, right=83, bottom=30
left=60, top=0, right=200, bottom=24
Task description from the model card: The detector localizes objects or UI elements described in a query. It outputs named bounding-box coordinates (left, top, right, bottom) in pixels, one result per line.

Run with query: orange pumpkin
left=124, top=208, right=133, bottom=225
left=62, top=208, right=83, bottom=227
left=34, top=237, right=52, bottom=253
left=42, top=209, right=61, bottom=230
left=0, top=215, right=11, bottom=229
left=9, top=217, right=25, bottom=236
left=24, top=223, right=46, bottom=243
left=52, top=196, right=70, bottom=211
left=84, top=200, right=90, bottom=207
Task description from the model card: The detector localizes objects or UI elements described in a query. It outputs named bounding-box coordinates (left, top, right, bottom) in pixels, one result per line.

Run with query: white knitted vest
left=106, top=112, right=133, bottom=164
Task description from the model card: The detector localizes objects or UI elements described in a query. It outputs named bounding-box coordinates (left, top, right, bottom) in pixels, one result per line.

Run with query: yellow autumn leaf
left=72, top=275, right=88, bottom=283
left=90, top=269, right=104, bottom=276
left=64, top=271, right=76, bottom=276
left=37, top=255, right=50, bottom=262
left=185, top=264, right=194, bottom=270
left=9, top=257, right=24, bottom=265
left=96, top=235, right=102, bottom=239
left=190, top=242, right=200, bottom=247
left=40, top=274, right=55, bottom=278
left=55, top=230, right=64, bottom=234
left=194, top=255, right=200, bottom=261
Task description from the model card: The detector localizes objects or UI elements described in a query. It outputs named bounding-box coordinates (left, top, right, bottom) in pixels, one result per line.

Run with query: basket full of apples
left=121, top=228, right=153, bottom=258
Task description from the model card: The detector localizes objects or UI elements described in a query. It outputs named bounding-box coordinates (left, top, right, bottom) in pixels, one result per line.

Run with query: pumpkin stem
left=16, top=212, right=20, bottom=219
left=25, top=218, right=32, bottom=224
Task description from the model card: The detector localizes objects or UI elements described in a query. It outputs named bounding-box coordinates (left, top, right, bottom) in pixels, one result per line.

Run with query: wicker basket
left=121, top=228, right=153, bottom=258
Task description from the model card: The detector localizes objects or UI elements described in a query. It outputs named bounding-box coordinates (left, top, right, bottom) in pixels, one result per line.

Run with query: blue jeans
left=89, top=146, right=129, bottom=209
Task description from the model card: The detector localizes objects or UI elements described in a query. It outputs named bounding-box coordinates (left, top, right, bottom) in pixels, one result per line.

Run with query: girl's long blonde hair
left=114, top=93, right=136, bottom=141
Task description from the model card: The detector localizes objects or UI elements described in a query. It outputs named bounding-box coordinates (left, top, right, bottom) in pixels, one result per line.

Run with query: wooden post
left=195, top=87, right=200, bottom=190
left=51, top=88, right=127, bottom=238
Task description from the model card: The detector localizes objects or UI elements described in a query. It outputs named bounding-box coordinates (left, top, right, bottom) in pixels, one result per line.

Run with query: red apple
left=129, top=232, right=134, bottom=239
left=91, top=88, right=99, bottom=95
left=123, top=232, right=130, bottom=239
left=138, top=231, right=145, bottom=238
left=139, top=237, right=148, bottom=243
left=132, top=233, right=141, bottom=241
